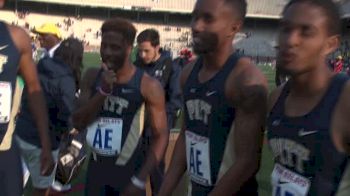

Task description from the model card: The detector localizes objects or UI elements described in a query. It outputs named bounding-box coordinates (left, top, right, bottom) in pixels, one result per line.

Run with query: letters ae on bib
left=86, top=117, right=123, bottom=156
left=85, top=68, right=146, bottom=164
left=186, top=131, right=212, bottom=186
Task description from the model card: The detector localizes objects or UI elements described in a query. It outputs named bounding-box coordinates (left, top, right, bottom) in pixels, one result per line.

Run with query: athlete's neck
left=290, top=63, right=334, bottom=97
left=202, top=43, right=234, bottom=70
left=115, top=60, right=135, bottom=83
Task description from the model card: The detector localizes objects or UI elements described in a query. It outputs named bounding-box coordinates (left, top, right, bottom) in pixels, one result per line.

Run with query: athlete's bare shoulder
left=226, top=57, right=268, bottom=107
left=7, top=24, right=31, bottom=53
left=141, top=72, right=160, bottom=89
left=140, top=72, right=165, bottom=103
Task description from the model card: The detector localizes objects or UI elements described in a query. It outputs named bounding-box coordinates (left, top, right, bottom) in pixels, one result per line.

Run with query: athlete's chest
left=284, top=94, right=325, bottom=117
left=268, top=113, right=329, bottom=175
left=184, top=83, right=228, bottom=125
left=101, top=86, right=143, bottom=116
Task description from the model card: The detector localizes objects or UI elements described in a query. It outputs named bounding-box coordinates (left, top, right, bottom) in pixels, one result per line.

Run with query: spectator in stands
left=173, top=48, right=196, bottom=69
left=32, top=23, right=62, bottom=59
left=15, top=38, right=83, bottom=196
left=334, top=55, right=344, bottom=73
left=135, top=28, right=182, bottom=195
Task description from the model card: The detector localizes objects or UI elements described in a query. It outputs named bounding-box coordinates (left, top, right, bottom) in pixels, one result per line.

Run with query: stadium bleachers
left=0, top=9, right=191, bottom=54
left=3, top=0, right=350, bottom=57
left=19, top=0, right=350, bottom=19
left=23, top=0, right=196, bottom=13
left=23, top=0, right=285, bottom=17
left=247, top=0, right=285, bottom=18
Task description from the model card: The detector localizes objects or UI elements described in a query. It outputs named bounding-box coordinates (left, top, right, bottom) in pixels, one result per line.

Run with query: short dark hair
left=224, top=0, right=247, bottom=21
left=101, top=18, right=137, bottom=46
left=283, top=0, right=341, bottom=36
left=136, top=29, right=160, bottom=47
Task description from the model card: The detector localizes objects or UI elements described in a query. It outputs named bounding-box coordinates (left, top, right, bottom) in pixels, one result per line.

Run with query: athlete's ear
left=323, top=34, right=340, bottom=56
left=228, top=20, right=242, bottom=38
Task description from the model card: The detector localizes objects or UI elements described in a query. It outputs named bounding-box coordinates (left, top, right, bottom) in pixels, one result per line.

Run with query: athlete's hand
left=100, top=63, right=117, bottom=93
left=121, top=183, right=144, bottom=196
left=40, top=149, right=55, bottom=176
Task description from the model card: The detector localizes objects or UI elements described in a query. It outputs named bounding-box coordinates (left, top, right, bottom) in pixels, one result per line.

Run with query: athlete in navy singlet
left=268, top=75, right=349, bottom=195
left=159, top=0, right=268, bottom=195
left=182, top=52, right=263, bottom=195
left=0, top=0, right=54, bottom=195
left=72, top=18, right=168, bottom=196
left=268, top=0, right=350, bottom=195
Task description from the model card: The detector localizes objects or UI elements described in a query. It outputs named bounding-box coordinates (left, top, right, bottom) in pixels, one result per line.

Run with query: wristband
left=131, top=176, right=145, bottom=190
left=97, top=86, right=112, bottom=96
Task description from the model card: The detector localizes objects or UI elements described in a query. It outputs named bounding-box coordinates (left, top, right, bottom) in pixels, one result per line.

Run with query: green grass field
left=24, top=53, right=276, bottom=196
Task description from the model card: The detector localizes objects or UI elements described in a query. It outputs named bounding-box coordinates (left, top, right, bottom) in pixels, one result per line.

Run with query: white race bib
left=0, top=82, right=12, bottom=123
left=272, top=163, right=311, bottom=196
left=185, top=130, right=212, bottom=186
left=86, top=117, right=123, bottom=156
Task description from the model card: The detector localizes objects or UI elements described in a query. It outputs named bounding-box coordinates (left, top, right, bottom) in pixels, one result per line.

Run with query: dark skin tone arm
left=10, top=25, right=54, bottom=175
left=122, top=74, right=169, bottom=196
left=158, top=63, right=196, bottom=196
left=209, top=58, right=268, bottom=196
left=72, top=66, right=115, bottom=130
left=158, top=122, right=187, bottom=195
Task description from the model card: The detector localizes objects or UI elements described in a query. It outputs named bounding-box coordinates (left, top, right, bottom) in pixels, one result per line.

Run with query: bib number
left=185, top=131, right=212, bottom=186
left=86, top=117, right=123, bottom=156
left=0, top=82, right=12, bottom=123
left=272, top=164, right=311, bottom=196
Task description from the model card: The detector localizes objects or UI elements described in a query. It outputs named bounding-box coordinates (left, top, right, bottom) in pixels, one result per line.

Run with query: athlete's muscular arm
left=158, top=124, right=187, bottom=195
left=138, top=75, right=169, bottom=179
left=210, top=58, right=268, bottom=196
left=72, top=66, right=114, bottom=130
left=11, top=25, right=54, bottom=175
left=122, top=75, right=169, bottom=195
left=331, top=81, right=350, bottom=154
left=158, top=63, right=195, bottom=196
